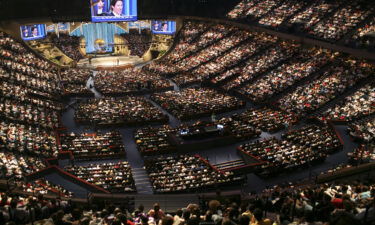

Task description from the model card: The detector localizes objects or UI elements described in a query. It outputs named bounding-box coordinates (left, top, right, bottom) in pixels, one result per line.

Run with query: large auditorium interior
left=0, top=0, right=374, bottom=224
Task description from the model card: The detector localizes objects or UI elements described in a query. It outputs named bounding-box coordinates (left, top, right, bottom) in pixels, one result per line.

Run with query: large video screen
left=151, top=21, right=176, bottom=35
left=91, top=0, right=137, bottom=22
left=20, top=24, right=46, bottom=41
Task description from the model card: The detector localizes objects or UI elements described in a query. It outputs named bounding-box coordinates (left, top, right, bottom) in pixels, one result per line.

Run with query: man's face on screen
left=112, top=0, right=123, bottom=15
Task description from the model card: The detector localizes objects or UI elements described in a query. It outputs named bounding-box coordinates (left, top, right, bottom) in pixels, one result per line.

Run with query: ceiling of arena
left=0, top=0, right=240, bottom=21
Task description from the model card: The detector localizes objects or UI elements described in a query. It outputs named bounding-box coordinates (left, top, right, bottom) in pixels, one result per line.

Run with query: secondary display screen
left=91, top=0, right=137, bottom=22
left=20, top=24, right=46, bottom=41
left=151, top=21, right=176, bottom=35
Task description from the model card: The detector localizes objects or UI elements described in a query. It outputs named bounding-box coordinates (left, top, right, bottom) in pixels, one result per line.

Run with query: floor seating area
left=59, top=131, right=126, bottom=159
left=239, top=124, right=342, bottom=176
left=75, top=97, right=168, bottom=126
left=144, top=155, right=242, bottom=193
left=94, top=68, right=172, bottom=95
left=65, top=161, right=136, bottom=193
left=151, top=88, right=245, bottom=120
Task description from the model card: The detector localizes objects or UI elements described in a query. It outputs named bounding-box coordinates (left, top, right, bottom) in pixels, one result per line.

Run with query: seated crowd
left=94, top=68, right=172, bottom=95
left=239, top=0, right=280, bottom=20
left=277, top=58, right=374, bottom=115
left=75, top=97, right=168, bottom=126
left=240, top=124, right=341, bottom=175
left=151, top=88, right=245, bottom=120
left=310, top=0, right=372, bottom=41
left=0, top=179, right=373, bottom=225
left=320, top=82, right=375, bottom=121
left=167, top=29, right=249, bottom=79
left=147, top=24, right=238, bottom=75
left=348, top=116, right=375, bottom=143
left=178, top=32, right=277, bottom=85
left=49, top=33, right=84, bottom=61
left=227, top=0, right=374, bottom=43
left=120, top=29, right=151, bottom=57
left=231, top=107, right=296, bottom=133
left=0, top=151, right=45, bottom=180
left=221, top=41, right=299, bottom=90
left=287, top=0, right=340, bottom=32
left=348, top=143, right=375, bottom=165
left=0, top=97, right=60, bottom=130
left=349, top=16, right=375, bottom=49
left=258, top=0, right=307, bottom=28
left=135, top=107, right=294, bottom=155
left=59, top=131, right=126, bottom=159
left=144, top=155, right=242, bottom=193
left=134, top=125, right=176, bottom=155
left=65, top=161, right=136, bottom=193
left=0, top=32, right=61, bottom=159
left=21, top=178, right=73, bottom=198
left=60, top=68, right=92, bottom=95
left=134, top=119, right=260, bottom=156
left=238, top=48, right=334, bottom=102
left=161, top=21, right=210, bottom=63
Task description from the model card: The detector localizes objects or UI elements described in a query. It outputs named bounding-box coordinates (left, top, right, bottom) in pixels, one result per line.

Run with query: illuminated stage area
left=77, top=55, right=144, bottom=68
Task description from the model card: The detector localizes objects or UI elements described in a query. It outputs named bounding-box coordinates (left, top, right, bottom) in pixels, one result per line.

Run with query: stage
left=77, top=55, right=145, bottom=69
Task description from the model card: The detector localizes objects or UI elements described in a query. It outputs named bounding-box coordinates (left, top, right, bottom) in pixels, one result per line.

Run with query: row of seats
left=227, top=0, right=374, bottom=44
left=59, top=131, right=126, bottom=159
left=65, top=161, right=136, bottom=193
left=75, top=97, right=168, bottom=126
left=144, top=155, right=242, bottom=193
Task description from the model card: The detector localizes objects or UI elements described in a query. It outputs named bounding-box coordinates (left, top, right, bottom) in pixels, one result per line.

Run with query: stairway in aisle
left=132, top=167, right=154, bottom=195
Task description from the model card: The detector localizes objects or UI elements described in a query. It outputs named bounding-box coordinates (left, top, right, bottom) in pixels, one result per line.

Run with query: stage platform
left=77, top=55, right=145, bottom=69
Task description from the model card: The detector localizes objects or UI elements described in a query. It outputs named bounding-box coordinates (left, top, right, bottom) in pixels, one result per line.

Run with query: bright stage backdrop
left=71, top=23, right=127, bottom=53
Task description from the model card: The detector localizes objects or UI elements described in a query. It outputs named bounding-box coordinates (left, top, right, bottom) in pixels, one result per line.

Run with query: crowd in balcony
left=94, top=68, right=172, bottom=95
left=0, top=151, right=45, bottom=180
left=277, top=59, right=374, bottom=115
left=258, top=0, right=307, bottom=27
left=161, top=21, right=210, bottom=63
left=147, top=24, right=237, bottom=75
left=144, top=155, right=241, bottom=193
left=151, top=88, right=245, bottom=120
left=164, top=29, right=249, bottom=80
left=120, top=29, right=151, bottom=57
left=311, top=1, right=372, bottom=41
left=179, top=33, right=277, bottom=85
left=320, top=82, right=375, bottom=121
left=221, top=41, right=298, bottom=90
left=75, top=97, right=168, bottom=126
left=227, top=0, right=375, bottom=45
left=238, top=48, right=334, bottom=102
left=348, top=15, right=375, bottom=49
left=288, top=0, right=340, bottom=31
left=65, top=161, right=136, bottom=193
left=59, top=131, right=126, bottom=159
left=240, top=124, right=341, bottom=175
left=49, top=33, right=84, bottom=61
left=0, top=32, right=60, bottom=160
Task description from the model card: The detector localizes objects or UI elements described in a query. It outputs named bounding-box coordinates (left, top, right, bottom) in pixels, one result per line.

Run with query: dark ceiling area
left=0, top=0, right=241, bottom=21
